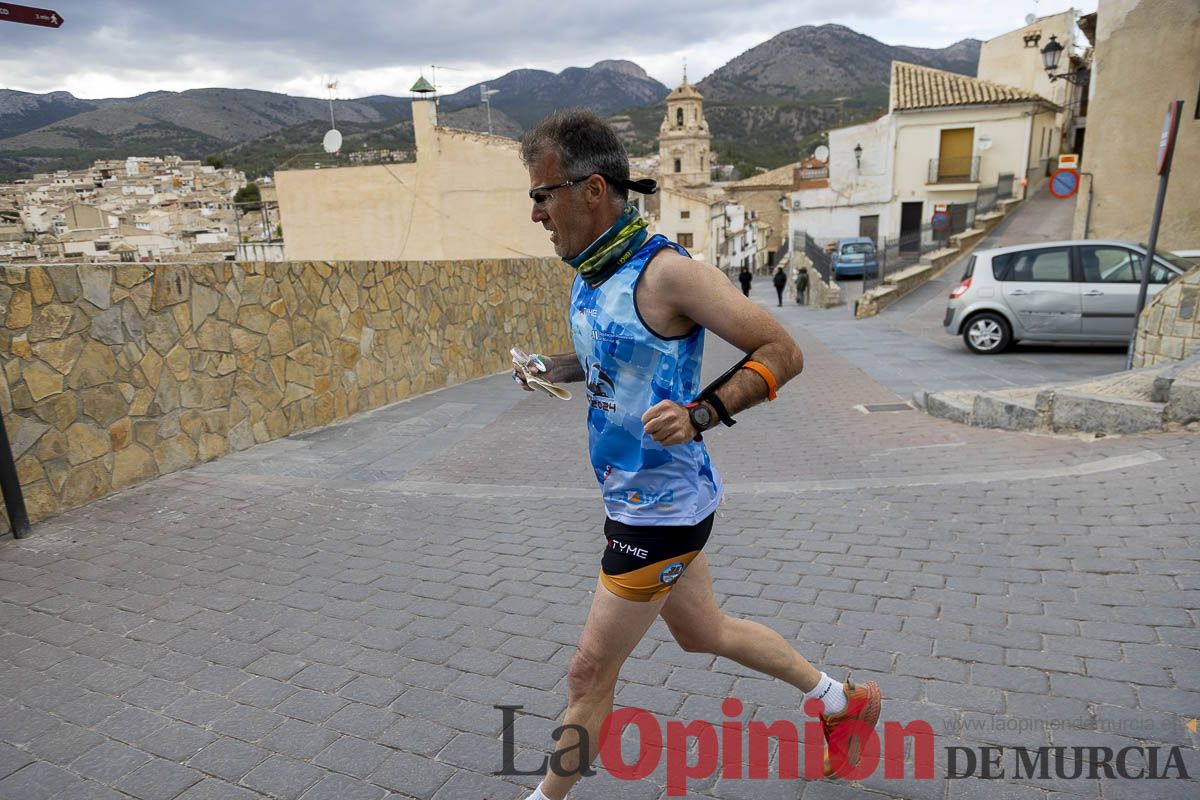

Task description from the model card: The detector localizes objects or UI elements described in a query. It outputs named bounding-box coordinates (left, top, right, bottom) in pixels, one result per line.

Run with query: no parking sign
left=1049, top=168, right=1080, bottom=199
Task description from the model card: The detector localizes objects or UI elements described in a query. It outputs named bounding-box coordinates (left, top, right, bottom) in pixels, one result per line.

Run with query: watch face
left=691, top=405, right=712, bottom=429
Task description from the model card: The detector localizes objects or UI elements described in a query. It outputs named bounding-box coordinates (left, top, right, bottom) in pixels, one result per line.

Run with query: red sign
left=0, top=2, right=63, bottom=27
left=1157, top=100, right=1182, bottom=175
left=1049, top=168, right=1080, bottom=199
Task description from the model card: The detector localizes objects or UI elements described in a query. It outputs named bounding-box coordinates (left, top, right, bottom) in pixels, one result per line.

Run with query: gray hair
left=520, top=108, right=630, bottom=207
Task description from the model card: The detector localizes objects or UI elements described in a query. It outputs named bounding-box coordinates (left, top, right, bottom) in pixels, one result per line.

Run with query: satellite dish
left=814, top=145, right=830, bottom=162
left=1025, top=13, right=1036, bottom=24
left=322, top=129, right=342, bottom=154
left=977, top=134, right=993, bottom=151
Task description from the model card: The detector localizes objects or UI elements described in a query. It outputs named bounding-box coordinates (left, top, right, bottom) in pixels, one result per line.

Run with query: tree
left=234, top=182, right=261, bottom=208
left=205, top=155, right=225, bottom=169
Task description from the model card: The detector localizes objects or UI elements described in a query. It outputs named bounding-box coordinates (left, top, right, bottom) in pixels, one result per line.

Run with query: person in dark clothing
left=738, top=266, right=752, bottom=297
left=773, top=267, right=787, bottom=306
left=796, top=267, right=809, bottom=305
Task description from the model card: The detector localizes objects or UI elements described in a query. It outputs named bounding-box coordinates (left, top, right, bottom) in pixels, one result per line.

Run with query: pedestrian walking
left=796, top=266, right=810, bottom=305
left=773, top=266, right=787, bottom=306
left=511, top=109, right=881, bottom=800
left=738, top=265, right=752, bottom=296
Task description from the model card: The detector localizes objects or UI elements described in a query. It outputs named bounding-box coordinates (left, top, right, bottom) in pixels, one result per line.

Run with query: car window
left=998, top=247, right=1072, bottom=282
left=1154, top=248, right=1194, bottom=272
left=1079, top=245, right=1138, bottom=283
left=962, top=255, right=976, bottom=280
left=842, top=243, right=875, bottom=255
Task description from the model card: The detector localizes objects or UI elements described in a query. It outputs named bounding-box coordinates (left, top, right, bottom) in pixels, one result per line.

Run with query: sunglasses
left=528, top=175, right=596, bottom=207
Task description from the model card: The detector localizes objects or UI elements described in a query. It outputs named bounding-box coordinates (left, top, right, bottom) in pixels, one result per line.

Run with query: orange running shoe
left=821, top=678, right=882, bottom=778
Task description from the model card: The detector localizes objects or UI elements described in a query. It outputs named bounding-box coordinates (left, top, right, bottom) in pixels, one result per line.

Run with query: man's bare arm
left=639, top=253, right=803, bottom=445
left=541, top=353, right=585, bottom=384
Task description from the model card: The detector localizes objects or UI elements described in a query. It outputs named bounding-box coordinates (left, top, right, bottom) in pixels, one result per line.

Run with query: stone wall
left=1132, top=265, right=1200, bottom=368
left=0, top=259, right=572, bottom=523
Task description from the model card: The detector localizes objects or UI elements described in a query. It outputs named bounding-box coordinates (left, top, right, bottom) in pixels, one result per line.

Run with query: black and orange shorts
left=599, top=513, right=715, bottom=602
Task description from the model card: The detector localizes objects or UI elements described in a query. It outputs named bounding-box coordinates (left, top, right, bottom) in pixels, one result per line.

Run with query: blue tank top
left=570, top=234, right=724, bottom=525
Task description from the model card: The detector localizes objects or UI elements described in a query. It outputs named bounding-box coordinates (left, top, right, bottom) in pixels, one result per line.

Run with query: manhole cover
left=860, top=403, right=913, bottom=413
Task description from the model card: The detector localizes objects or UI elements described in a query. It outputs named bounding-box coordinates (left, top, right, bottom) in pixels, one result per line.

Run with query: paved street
left=786, top=185, right=1130, bottom=402
left=2, top=281, right=1198, bottom=800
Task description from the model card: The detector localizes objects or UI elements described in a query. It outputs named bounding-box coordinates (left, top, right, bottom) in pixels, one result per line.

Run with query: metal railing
left=801, top=231, right=832, bottom=283
left=976, top=185, right=998, bottom=215
left=796, top=166, right=829, bottom=181
left=997, top=172, right=1015, bottom=199
left=928, top=156, right=981, bottom=184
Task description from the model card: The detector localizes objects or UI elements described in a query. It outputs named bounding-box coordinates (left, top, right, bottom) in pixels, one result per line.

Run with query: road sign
left=931, top=211, right=950, bottom=232
left=1058, top=153, right=1079, bottom=170
left=0, top=2, right=63, bottom=27
left=1156, top=100, right=1182, bottom=175
left=1049, top=168, right=1080, bottom=199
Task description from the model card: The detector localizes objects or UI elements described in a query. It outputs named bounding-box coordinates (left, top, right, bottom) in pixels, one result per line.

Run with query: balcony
left=928, top=156, right=980, bottom=184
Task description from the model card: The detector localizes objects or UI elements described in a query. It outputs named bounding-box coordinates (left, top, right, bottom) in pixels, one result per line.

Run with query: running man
left=513, top=109, right=880, bottom=799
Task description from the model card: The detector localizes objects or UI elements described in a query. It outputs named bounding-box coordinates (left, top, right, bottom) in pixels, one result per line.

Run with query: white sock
left=804, top=672, right=848, bottom=716
left=524, top=784, right=551, bottom=800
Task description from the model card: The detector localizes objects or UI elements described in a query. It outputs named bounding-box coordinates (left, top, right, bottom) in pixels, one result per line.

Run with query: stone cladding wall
left=1132, top=265, right=1200, bottom=368
left=0, top=259, right=572, bottom=522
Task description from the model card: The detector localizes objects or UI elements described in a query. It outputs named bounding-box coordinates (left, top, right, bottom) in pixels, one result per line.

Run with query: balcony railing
left=796, top=166, right=829, bottom=181
left=928, top=156, right=980, bottom=184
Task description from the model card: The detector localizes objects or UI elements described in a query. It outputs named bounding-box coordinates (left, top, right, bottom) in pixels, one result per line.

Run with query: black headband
left=601, top=175, right=658, bottom=195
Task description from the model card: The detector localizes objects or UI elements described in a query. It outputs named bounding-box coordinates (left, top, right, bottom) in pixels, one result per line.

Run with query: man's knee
left=670, top=618, right=725, bottom=654
left=567, top=649, right=618, bottom=701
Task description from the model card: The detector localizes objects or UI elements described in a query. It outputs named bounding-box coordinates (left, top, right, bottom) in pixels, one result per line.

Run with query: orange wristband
left=742, top=361, right=778, bottom=401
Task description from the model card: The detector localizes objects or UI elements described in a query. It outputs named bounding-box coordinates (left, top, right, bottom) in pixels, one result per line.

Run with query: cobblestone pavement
left=2, top=302, right=1198, bottom=799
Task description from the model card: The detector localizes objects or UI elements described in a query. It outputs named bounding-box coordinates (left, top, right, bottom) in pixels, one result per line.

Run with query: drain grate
left=860, top=402, right=914, bottom=413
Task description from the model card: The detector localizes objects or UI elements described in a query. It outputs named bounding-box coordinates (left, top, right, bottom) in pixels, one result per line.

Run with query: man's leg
left=658, top=552, right=881, bottom=778
left=537, top=580, right=666, bottom=800
left=658, top=552, right=820, bottom=689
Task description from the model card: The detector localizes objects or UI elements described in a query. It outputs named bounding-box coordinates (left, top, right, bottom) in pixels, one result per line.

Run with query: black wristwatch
left=685, top=401, right=714, bottom=441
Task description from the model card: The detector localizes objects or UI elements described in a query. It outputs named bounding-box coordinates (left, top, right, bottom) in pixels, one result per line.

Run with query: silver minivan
left=944, top=240, right=1191, bottom=354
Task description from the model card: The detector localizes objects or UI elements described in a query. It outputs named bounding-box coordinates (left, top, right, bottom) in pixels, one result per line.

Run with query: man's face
left=528, top=152, right=589, bottom=260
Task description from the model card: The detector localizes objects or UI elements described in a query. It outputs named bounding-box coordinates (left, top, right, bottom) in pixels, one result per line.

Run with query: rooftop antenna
left=682, top=57, right=687, bottom=85
left=430, top=64, right=465, bottom=104
left=323, top=79, right=342, bottom=154
left=480, top=84, right=500, bottom=135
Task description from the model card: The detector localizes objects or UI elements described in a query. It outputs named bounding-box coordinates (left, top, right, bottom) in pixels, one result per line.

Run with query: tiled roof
left=891, top=61, right=1053, bottom=112
left=727, top=162, right=801, bottom=189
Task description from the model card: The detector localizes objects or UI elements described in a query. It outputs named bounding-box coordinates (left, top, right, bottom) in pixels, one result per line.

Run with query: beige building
left=791, top=61, right=1058, bottom=245
left=724, top=162, right=802, bottom=266
left=275, top=81, right=554, bottom=262
left=976, top=9, right=1084, bottom=153
left=1073, top=0, right=1199, bottom=250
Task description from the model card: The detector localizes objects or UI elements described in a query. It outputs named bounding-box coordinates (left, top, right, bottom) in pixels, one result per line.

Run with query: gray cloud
left=0, top=0, right=1067, bottom=98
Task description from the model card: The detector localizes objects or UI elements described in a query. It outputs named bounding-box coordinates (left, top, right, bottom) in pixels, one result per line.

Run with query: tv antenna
left=481, top=84, right=500, bottom=135
left=430, top=64, right=465, bottom=97
left=323, top=78, right=341, bottom=153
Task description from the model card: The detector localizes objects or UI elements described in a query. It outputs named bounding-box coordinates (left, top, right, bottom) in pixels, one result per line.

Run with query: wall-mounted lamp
left=854, top=143, right=863, bottom=169
left=1040, top=34, right=1090, bottom=85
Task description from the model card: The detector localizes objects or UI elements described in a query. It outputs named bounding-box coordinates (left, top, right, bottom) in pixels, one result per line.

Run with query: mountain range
left=0, top=25, right=981, bottom=182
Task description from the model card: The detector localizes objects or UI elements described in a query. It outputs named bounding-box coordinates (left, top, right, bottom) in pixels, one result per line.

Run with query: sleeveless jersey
left=569, top=234, right=723, bottom=525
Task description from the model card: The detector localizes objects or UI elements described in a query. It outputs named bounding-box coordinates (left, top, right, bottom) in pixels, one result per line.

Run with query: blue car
left=831, top=237, right=879, bottom=279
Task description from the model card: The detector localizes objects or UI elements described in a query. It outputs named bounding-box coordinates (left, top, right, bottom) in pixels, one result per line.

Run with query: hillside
left=0, top=26, right=982, bottom=181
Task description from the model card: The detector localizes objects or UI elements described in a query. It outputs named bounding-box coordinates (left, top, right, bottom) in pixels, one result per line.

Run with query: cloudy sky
left=2, top=0, right=1095, bottom=100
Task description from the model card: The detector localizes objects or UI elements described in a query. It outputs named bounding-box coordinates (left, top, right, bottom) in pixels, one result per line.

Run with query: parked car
left=831, top=237, right=879, bottom=279
left=944, top=240, right=1190, bottom=354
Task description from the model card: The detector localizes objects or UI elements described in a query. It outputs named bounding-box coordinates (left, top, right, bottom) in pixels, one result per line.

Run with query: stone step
left=970, top=389, right=1042, bottom=431
left=1048, top=391, right=1166, bottom=434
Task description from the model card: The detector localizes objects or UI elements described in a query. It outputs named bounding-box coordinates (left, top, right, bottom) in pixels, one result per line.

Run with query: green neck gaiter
left=566, top=204, right=649, bottom=287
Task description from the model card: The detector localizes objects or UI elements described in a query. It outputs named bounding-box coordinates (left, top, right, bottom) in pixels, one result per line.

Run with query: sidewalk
left=1, top=312, right=1198, bottom=798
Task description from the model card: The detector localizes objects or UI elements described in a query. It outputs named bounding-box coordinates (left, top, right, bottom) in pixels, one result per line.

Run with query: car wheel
left=963, top=312, right=1011, bottom=354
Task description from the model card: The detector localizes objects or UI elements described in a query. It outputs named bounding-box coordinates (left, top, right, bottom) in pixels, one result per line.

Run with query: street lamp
left=1040, top=35, right=1089, bottom=85
left=854, top=143, right=863, bottom=169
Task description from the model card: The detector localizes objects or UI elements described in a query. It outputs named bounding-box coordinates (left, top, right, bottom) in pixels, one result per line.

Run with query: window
left=676, top=108, right=684, bottom=127
left=680, top=210, right=690, bottom=219
left=1078, top=245, right=1138, bottom=283
left=674, top=159, right=681, bottom=173
left=993, top=247, right=1071, bottom=282
left=678, top=233, right=693, bottom=248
